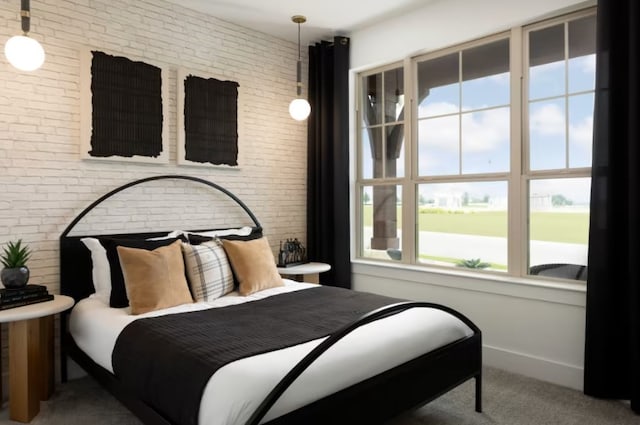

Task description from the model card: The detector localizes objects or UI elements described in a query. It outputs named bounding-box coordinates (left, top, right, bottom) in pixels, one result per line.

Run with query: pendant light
left=288, top=15, right=311, bottom=121
left=5, top=0, right=45, bottom=72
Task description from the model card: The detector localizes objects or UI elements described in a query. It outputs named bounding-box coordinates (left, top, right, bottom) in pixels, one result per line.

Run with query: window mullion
left=510, top=26, right=525, bottom=278
left=564, top=22, right=570, bottom=169
left=402, top=56, right=416, bottom=265
left=458, top=51, right=463, bottom=176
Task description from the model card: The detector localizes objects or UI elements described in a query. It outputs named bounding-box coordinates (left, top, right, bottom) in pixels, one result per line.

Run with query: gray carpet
left=0, top=367, right=637, bottom=424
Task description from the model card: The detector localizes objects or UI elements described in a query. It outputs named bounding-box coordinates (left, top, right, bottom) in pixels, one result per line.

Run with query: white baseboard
left=484, top=344, right=584, bottom=391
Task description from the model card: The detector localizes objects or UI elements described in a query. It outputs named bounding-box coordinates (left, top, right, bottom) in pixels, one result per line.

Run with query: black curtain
left=307, top=36, right=351, bottom=288
left=584, top=0, right=640, bottom=414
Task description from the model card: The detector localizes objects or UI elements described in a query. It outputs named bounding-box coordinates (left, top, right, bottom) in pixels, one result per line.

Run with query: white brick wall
left=0, top=0, right=308, bottom=287
left=0, top=0, right=308, bottom=389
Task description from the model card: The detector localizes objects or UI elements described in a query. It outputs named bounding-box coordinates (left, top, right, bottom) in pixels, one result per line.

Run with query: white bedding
left=69, top=280, right=474, bottom=425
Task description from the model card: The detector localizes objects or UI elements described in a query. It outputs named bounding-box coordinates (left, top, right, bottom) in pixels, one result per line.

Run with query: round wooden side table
left=0, top=294, right=74, bottom=422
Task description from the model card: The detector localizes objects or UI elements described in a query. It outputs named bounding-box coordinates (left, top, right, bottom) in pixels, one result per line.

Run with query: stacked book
left=0, top=284, right=53, bottom=310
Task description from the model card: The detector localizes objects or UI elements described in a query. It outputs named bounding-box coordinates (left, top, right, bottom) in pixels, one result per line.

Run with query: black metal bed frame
left=59, top=175, right=483, bottom=425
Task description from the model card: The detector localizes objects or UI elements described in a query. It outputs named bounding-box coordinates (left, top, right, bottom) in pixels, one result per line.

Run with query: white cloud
left=530, top=103, right=565, bottom=135
left=418, top=101, right=458, bottom=118
left=576, top=54, right=596, bottom=75
left=418, top=105, right=509, bottom=153
left=570, top=115, right=593, bottom=149
left=462, top=108, right=510, bottom=152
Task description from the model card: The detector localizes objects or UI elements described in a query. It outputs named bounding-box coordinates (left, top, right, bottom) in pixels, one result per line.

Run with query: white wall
left=0, top=0, right=307, bottom=389
left=350, top=0, right=594, bottom=70
left=349, top=0, right=594, bottom=391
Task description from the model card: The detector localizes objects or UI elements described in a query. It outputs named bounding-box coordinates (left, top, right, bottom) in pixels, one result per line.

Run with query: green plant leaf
left=1, top=239, right=31, bottom=268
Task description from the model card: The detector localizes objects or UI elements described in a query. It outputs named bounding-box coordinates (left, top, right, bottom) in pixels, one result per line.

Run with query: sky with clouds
left=361, top=54, right=595, bottom=207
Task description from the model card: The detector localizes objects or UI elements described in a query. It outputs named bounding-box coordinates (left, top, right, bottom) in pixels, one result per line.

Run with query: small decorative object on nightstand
left=277, top=238, right=307, bottom=267
left=1, top=239, right=32, bottom=289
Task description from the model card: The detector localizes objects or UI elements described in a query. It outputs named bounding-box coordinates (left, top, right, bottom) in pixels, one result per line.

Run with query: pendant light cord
left=297, top=20, right=301, bottom=61
left=296, top=20, right=302, bottom=96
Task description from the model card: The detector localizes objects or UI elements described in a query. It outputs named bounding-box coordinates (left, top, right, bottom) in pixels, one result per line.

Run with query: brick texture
left=0, top=0, right=309, bottom=391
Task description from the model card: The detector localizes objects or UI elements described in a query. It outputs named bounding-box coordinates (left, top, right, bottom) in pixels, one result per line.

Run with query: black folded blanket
left=112, top=286, right=404, bottom=425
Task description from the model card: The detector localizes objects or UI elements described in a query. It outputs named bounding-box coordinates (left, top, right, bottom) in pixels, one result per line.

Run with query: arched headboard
left=59, top=175, right=261, bottom=303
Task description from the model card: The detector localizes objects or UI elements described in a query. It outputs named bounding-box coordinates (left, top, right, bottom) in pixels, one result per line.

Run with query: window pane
left=462, top=39, right=510, bottom=109
left=417, top=53, right=459, bottom=118
left=569, top=93, right=594, bottom=168
left=529, top=24, right=565, bottom=100
left=417, top=181, right=507, bottom=270
left=529, top=98, right=566, bottom=170
left=568, top=15, right=596, bottom=94
left=360, top=128, right=382, bottom=179
left=361, top=185, right=402, bottom=260
left=386, top=124, right=405, bottom=178
left=362, top=73, right=383, bottom=126
left=528, top=178, right=590, bottom=280
left=384, top=67, right=405, bottom=123
left=418, top=115, right=460, bottom=176
left=461, top=108, right=510, bottom=174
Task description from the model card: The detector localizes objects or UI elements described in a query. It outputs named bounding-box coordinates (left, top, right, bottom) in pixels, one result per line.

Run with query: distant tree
left=462, top=192, right=470, bottom=206
left=552, top=194, right=573, bottom=206
left=483, top=194, right=490, bottom=203
left=363, top=192, right=371, bottom=204
left=419, top=194, right=427, bottom=205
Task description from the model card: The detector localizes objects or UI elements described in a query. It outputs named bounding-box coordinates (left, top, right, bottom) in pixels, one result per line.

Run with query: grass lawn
left=362, top=206, right=589, bottom=244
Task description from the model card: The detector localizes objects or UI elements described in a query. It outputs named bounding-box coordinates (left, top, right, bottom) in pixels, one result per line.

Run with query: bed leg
left=61, top=348, right=68, bottom=383
left=475, top=372, right=482, bottom=412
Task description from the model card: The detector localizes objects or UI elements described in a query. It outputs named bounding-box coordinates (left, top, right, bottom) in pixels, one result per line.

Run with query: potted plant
left=456, top=258, right=490, bottom=269
left=1, top=239, right=31, bottom=289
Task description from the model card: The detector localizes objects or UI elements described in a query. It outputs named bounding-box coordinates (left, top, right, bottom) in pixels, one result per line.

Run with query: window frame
left=354, top=7, right=596, bottom=283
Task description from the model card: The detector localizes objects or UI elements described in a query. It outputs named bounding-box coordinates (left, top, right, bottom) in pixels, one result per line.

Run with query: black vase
left=1, top=267, right=30, bottom=289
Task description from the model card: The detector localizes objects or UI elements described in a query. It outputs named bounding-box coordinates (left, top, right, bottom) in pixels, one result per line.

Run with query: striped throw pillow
left=181, top=240, right=234, bottom=302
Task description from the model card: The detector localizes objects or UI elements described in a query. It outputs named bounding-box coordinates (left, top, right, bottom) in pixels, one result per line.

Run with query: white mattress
left=69, top=280, right=474, bottom=425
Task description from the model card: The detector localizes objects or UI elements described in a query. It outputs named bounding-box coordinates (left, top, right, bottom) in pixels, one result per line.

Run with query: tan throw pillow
left=221, top=237, right=284, bottom=296
left=117, top=240, right=193, bottom=315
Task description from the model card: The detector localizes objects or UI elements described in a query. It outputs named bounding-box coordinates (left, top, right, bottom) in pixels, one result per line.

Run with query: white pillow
left=181, top=240, right=234, bottom=302
left=146, top=230, right=184, bottom=241
left=183, top=226, right=253, bottom=238
left=200, top=226, right=253, bottom=237
left=80, top=237, right=111, bottom=304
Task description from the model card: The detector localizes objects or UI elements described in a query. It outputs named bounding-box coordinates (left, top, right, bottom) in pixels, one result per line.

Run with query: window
left=525, top=14, right=595, bottom=277
left=355, top=8, right=596, bottom=281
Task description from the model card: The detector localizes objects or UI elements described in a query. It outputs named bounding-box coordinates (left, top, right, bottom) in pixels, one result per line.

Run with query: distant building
left=530, top=193, right=552, bottom=210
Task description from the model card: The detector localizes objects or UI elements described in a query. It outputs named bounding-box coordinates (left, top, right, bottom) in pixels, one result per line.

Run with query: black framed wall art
left=177, top=68, right=240, bottom=167
left=80, top=49, right=169, bottom=163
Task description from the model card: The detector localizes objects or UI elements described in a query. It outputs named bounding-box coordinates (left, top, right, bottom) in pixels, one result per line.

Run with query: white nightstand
left=276, top=262, right=331, bottom=284
left=0, top=294, right=74, bottom=422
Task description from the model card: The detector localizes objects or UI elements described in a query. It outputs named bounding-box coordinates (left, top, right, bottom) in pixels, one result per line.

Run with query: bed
left=59, top=175, right=482, bottom=425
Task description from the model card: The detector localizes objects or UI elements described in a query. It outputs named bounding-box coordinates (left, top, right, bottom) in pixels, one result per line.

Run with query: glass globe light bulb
left=289, top=98, right=311, bottom=121
left=5, top=35, right=45, bottom=71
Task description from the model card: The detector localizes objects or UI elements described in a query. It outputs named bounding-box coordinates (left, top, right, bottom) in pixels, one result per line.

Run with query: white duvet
left=69, top=280, right=473, bottom=425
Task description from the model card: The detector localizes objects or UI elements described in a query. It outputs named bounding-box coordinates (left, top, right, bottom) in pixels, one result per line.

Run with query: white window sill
left=351, top=259, right=586, bottom=307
